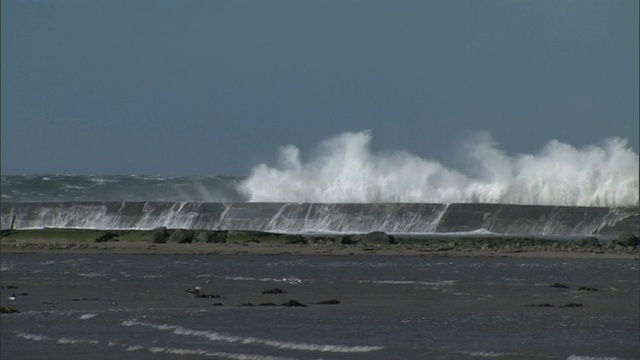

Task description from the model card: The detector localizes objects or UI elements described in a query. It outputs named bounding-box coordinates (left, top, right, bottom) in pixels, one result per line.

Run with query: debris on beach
left=261, top=288, right=286, bottom=294
left=0, top=306, right=20, bottom=314
left=185, top=286, right=220, bottom=298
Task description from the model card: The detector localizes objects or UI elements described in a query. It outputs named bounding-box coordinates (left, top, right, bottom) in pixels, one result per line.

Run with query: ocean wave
left=361, top=279, right=457, bottom=286
left=122, top=319, right=383, bottom=353
left=17, top=332, right=99, bottom=345
left=223, top=276, right=304, bottom=284
left=15, top=332, right=299, bottom=360
left=240, top=131, right=639, bottom=206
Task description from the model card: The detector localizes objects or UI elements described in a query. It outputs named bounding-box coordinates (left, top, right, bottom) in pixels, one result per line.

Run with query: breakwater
left=1, top=202, right=638, bottom=236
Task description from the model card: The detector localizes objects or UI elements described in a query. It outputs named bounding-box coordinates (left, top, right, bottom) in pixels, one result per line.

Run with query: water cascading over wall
left=1, top=202, right=638, bottom=236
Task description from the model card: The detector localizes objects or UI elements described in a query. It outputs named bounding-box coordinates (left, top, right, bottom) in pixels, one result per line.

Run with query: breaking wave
left=239, top=131, right=639, bottom=206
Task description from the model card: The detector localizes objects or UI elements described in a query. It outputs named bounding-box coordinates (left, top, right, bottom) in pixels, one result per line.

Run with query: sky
left=2, top=0, right=638, bottom=176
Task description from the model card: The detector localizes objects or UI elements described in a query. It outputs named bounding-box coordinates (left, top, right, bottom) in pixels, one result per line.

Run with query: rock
left=0, top=306, right=20, bottom=314
left=168, top=229, right=194, bottom=244
left=185, top=286, right=202, bottom=296
left=259, top=302, right=277, bottom=306
left=525, top=302, right=584, bottom=308
left=616, top=233, right=640, bottom=247
left=261, top=288, right=286, bottom=294
left=150, top=227, right=169, bottom=243
left=315, top=299, right=341, bottom=305
left=196, top=293, right=221, bottom=299
left=194, top=231, right=227, bottom=243
left=570, top=237, right=599, bottom=248
left=341, top=236, right=357, bottom=245
left=577, top=286, right=599, bottom=292
left=241, top=302, right=255, bottom=307
left=550, top=283, right=570, bottom=289
left=284, top=235, right=307, bottom=244
left=185, top=286, right=220, bottom=298
left=95, top=232, right=119, bottom=243
left=281, top=299, right=307, bottom=307
left=525, top=303, right=554, bottom=307
left=352, top=231, right=397, bottom=245
left=562, top=302, right=584, bottom=308
left=211, top=302, right=224, bottom=306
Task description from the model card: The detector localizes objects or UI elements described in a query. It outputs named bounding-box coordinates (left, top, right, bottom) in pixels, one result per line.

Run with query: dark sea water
left=1, top=254, right=639, bottom=360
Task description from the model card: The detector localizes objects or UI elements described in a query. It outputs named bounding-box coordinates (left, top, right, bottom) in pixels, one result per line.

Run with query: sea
left=1, top=253, right=639, bottom=360
left=1, top=169, right=639, bottom=359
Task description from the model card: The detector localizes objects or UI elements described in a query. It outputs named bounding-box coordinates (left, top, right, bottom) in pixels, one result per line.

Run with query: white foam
left=122, top=319, right=383, bottom=353
left=79, top=313, right=97, bottom=320
left=16, top=332, right=299, bottom=360
left=567, top=356, right=629, bottom=360
left=16, top=332, right=98, bottom=345
left=147, top=346, right=298, bottom=359
left=78, top=272, right=107, bottom=278
left=224, top=276, right=303, bottom=284
left=239, top=131, right=639, bottom=206
left=363, top=280, right=457, bottom=286
left=465, top=351, right=518, bottom=357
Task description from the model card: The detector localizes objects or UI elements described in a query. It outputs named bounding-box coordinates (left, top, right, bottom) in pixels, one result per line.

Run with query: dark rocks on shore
left=315, top=299, right=341, bottom=305
left=615, top=233, right=640, bottom=247
left=526, top=302, right=584, bottom=308
left=281, top=299, right=307, bottom=307
left=526, top=303, right=554, bottom=307
left=562, top=302, right=584, bottom=308
left=168, top=229, right=194, bottom=244
left=604, top=233, right=640, bottom=250
left=185, top=286, right=220, bottom=298
left=259, top=302, right=277, bottom=306
left=568, top=237, right=599, bottom=248
left=577, top=286, right=599, bottom=292
left=95, top=232, right=119, bottom=243
left=195, top=293, right=221, bottom=299
left=550, top=283, right=570, bottom=289
left=150, top=227, right=169, bottom=243
left=284, top=235, right=307, bottom=245
left=0, top=306, right=20, bottom=314
left=194, top=231, right=227, bottom=243
left=342, top=231, right=397, bottom=245
left=261, top=288, right=286, bottom=294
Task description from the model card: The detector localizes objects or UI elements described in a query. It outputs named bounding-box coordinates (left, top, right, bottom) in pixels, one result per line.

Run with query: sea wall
left=1, top=202, right=638, bottom=236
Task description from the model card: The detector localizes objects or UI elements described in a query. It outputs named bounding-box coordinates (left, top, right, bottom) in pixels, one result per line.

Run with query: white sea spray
left=122, top=319, right=383, bottom=353
left=239, top=131, right=639, bottom=206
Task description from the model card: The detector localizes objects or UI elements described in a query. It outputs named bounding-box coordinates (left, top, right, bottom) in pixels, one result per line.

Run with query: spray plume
left=238, top=131, right=639, bottom=206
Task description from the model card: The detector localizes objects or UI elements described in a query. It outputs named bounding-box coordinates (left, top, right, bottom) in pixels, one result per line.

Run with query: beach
left=2, top=229, right=639, bottom=359
left=1, top=251, right=639, bottom=360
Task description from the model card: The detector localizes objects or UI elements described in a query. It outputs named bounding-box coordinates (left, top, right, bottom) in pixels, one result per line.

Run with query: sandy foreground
left=1, top=228, right=638, bottom=259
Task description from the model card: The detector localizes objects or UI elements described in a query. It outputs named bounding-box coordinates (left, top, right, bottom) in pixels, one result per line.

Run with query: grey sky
left=2, top=0, right=638, bottom=176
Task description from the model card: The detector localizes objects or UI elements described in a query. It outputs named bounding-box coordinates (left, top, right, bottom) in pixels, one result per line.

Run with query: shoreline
left=1, top=228, right=638, bottom=259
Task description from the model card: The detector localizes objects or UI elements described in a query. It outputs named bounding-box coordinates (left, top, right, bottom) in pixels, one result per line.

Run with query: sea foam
left=122, top=319, right=383, bottom=353
left=239, top=131, right=639, bottom=206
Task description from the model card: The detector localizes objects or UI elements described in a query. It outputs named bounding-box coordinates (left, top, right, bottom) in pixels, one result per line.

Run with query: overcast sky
left=2, top=0, right=638, bottom=176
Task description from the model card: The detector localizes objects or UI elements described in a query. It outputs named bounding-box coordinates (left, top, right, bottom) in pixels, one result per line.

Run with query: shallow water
left=1, top=254, right=638, bottom=359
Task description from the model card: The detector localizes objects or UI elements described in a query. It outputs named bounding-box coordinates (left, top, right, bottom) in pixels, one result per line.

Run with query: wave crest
left=239, top=131, right=639, bottom=206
